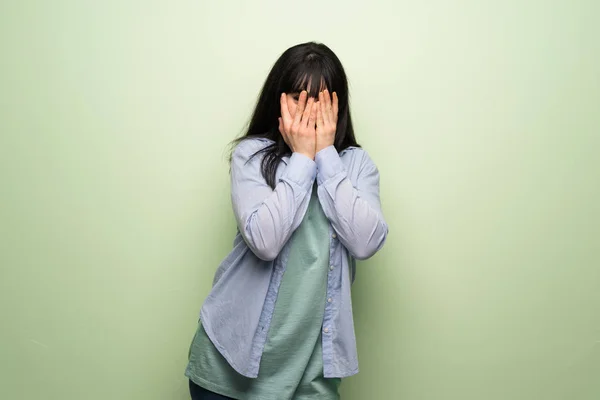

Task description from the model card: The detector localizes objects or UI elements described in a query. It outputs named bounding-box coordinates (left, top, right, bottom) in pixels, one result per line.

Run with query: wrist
left=316, top=139, right=335, bottom=155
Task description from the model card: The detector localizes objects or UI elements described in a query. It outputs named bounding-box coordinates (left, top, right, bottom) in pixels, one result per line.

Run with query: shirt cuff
left=280, top=152, right=317, bottom=191
left=315, top=145, right=346, bottom=185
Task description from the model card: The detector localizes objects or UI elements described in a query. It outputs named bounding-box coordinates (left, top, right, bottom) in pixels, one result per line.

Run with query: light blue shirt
left=199, top=137, right=388, bottom=379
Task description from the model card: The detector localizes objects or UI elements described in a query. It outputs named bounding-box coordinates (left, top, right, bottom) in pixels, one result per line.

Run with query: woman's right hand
left=278, top=90, right=317, bottom=160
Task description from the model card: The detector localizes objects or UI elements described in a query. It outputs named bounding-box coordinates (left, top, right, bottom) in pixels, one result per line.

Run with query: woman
left=185, top=42, right=388, bottom=400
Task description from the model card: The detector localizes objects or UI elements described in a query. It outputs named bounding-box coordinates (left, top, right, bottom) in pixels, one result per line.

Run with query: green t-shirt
left=185, top=183, right=340, bottom=400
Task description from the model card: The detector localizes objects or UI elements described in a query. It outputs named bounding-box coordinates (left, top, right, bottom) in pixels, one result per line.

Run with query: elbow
left=240, top=229, right=281, bottom=261
left=251, top=246, right=279, bottom=262
left=351, top=244, right=380, bottom=261
left=350, top=223, right=389, bottom=260
left=241, top=214, right=282, bottom=261
left=350, top=249, right=373, bottom=261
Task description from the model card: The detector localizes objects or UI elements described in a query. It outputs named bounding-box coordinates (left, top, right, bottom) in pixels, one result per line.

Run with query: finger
left=293, top=91, right=308, bottom=127
left=280, top=93, right=292, bottom=122
left=308, top=100, right=317, bottom=129
left=324, top=89, right=332, bottom=114
left=302, top=97, right=314, bottom=127
left=317, top=102, right=324, bottom=129
left=332, top=92, right=339, bottom=123
left=319, top=91, right=330, bottom=125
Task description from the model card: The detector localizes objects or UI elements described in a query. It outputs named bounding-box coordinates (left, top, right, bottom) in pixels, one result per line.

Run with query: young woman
left=185, top=42, right=388, bottom=400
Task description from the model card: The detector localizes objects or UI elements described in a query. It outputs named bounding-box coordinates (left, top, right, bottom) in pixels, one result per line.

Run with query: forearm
left=315, top=146, right=388, bottom=259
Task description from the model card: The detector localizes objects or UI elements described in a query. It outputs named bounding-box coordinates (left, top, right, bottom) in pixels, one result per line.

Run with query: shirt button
left=327, top=298, right=332, bottom=303
left=329, top=265, right=334, bottom=271
left=332, top=233, right=337, bottom=239
left=324, top=327, right=329, bottom=333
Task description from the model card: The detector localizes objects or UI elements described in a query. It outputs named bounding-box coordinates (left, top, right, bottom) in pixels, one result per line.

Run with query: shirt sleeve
left=230, top=139, right=317, bottom=261
left=315, top=145, right=388, bottom=260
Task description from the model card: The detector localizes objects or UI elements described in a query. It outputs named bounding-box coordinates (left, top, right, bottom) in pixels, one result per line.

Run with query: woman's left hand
left=316, top=90, right=338, bottom=154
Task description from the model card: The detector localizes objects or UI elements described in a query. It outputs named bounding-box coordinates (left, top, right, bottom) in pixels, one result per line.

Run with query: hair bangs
left=287, top=61, right=334, bottom=99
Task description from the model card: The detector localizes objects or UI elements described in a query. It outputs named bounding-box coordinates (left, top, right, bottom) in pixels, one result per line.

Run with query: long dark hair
left=231, top=42, right=360, bottom=188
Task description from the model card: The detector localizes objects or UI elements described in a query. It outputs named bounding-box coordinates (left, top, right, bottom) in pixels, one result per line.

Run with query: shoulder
left=232, top=137, right=275, bottom=161
left=340, top=146, right=379, bottom=172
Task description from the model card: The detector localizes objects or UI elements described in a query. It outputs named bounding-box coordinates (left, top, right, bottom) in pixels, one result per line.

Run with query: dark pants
left=189, top=380, right=235, bottom=400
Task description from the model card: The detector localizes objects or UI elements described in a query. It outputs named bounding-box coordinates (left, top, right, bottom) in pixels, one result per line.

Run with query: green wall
left=1, top=1, right=598, bottom=399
